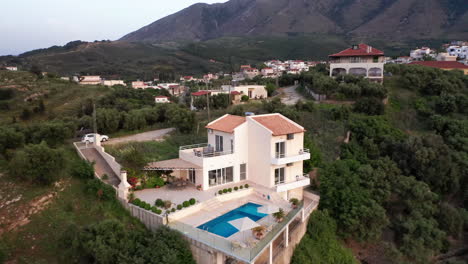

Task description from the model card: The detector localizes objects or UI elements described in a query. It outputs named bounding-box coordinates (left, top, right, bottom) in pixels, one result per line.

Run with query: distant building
left=5, top=66, right=18, bottom=71
left=261, top=67, right=275, bottom=77
left=410, top=47, right=435, bottom=60
left=409, top=61, right=468, bottom=75
left=60, top=77, right=70, bottom=81
left=222, top=85, right=267, bottom=99
left=158, top=84, right=185, bottom=96
left=436, top=53, right=458, bottom=62
left=447, top=45, right=468, bottom=59
left=79, top=76, right=101, bottom=85
left=103, top=80, right=125, bottom=87
left=329, top=44, right=385, bottom=83
left=180, top=76, right=194, bottom=82
left=395, top=56, right=412, bottom=64
left=242, top=67, right=259, bottom=79
left=132, top=81, right=148, bottom=89
left=155, top=95, right=170, bottom=104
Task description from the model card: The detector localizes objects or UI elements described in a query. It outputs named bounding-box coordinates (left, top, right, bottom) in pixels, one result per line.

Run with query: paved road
left=278, top=85, right=305, bottom=105
left=103, top=128, right=175, bottom=145
left=80, top=147, right=120, bottom=187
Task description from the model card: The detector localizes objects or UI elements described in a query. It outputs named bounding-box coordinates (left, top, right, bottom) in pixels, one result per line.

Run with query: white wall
left=247, top=118, right=274, bottom=188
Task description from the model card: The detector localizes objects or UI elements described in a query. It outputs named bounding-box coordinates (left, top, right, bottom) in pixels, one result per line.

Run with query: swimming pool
left=197, top=202, right=267, bottom=238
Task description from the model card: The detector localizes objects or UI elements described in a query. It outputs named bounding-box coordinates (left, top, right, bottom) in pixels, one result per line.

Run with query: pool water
left=197, top=202, right=267, bottom=238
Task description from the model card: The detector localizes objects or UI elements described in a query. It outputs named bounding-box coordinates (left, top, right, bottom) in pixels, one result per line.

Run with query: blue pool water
left=197, top=202, right=267, bottom=238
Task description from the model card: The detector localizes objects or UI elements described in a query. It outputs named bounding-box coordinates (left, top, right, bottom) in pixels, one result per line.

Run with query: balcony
left=179, top=143, right=235, bottom=167
left=271, top=149, right=310, bottom=165
left=276, top=174, right=310, bottom=192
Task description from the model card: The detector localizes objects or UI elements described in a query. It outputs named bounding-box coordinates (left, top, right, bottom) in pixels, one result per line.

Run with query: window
left=275, top=142, right=285, bottom=158
left=373, top=56, right=379, bottom=63
left=287, top=133, right=294, bottom=140
left=189, top=169, right=196, bottom=184
left=350, top=57, right=361, bottom=63
left=215, top=135, right=224, bottom=152
left=208, top=167, right=234, bottom=187
left=230, top=139, right=234, bottom=153
left=275, top=168, right=285, bottom=185
left=240, top=164, right=246, bottom=180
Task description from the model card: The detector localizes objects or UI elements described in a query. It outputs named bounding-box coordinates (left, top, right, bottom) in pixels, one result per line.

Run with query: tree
left=9, top=142, right=65, bottom=185
left=96, top=108, right=121, bottom=134
left=66, top=219, right=195, bottom=264
left=291, top=210, right=358, bottom=264
left=29, top=65, right=43, bottom=78
left=0, top=127, right=24, bottom=157
left=265, top=83, right=277, bottom=96
left=353, top=97, right=385, bottom=115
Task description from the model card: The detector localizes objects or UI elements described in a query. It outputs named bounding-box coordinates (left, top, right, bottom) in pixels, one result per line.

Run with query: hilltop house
left=243, top=67, right=260, bottom=79
left=138, top=113, right=318, bottom=263
left=447, top=45, right=468, bottom=59
left=410, top=47, right=435, bottom=60
left=79, top=76, right=101, bottom=85
left=132, top=81, right=148, bottom=89
left=329, top=43, right=385, bottom=83
left=5, top=66, right=18, bottom=71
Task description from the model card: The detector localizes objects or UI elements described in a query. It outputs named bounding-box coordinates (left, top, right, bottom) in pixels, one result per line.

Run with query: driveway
left=103, top=128, right=175, bottom=145
left=80, top=147, right=120, bottom=187
left=278, top=85, right=304, bottom=105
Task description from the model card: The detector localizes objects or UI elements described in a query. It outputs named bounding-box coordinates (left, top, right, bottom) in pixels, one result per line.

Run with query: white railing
left=180, top=143, right=209, bottom=150
left=275, top=148, right=309, bottom=159
left=180, top=143, right=234, bottom=158
left=275, top=174, right=311, bottom=192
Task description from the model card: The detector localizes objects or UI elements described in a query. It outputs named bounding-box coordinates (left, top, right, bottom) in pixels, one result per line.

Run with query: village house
left=5, top=66, right=18, bottom=71
left=447, top=45, right=468, bottom=59
left=154, top=95, right=170, bottom=104
left=261, top=67, right=275, bottom=77
left=138, top=113, right=319, bottom=263
left=132, top=81, right=148, bottom=89
left=410, top=47, right=435, bottom=60
left=409, top=61, right=468, bottom=75
left=243, top=67, right=260, bottom=79
left=79, top=76, right=101, bottom=85
left=222, top=85, right=268, bottom=100
left=102, top=80, right=125, bottom=87
left=329, top=43, right=385, bottom=83
left=436, top=53, right=458, bottom=62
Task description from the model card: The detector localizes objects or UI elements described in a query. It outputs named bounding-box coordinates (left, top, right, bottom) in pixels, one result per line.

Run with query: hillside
left=121, top=0, right=468, bottom=43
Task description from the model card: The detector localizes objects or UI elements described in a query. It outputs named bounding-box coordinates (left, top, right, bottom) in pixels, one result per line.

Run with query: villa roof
left=192, top=91, right=210, bottom=96
left=409, top=61, right=468, bottom=69
left=251, top=114, right=305, bottom=136
left=329, top=44, right=384, bottom=57
left=155, top=95, right=168, bottom=98
left=206, top=114, right=246, bottom=133
left=144, top=158, right=201, bottom=171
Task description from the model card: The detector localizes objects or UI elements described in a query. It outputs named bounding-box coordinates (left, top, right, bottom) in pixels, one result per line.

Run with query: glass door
left=275, top=142, right=285, bottom=158
left=275, top=168, right=285, bottom=185
left=189, top=169, right=196, bottom=184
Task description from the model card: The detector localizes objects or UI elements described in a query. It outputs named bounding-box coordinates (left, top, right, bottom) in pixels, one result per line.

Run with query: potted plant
left=289, top=198, right=299, bottom=209
left=164, top=200, right=172, bottom=209
left=273, top=208, right=285, bottom=222
left=252, top=226, right=266, bottom=240
left=196, top=184, right=202, bottom=191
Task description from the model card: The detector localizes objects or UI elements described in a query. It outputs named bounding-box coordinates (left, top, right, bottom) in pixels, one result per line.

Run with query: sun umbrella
left=229, top=217, right=260, bottom=242
left=258, top=204, right=279, bottom=214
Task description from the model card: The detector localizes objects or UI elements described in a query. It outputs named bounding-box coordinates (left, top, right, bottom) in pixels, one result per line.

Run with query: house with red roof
left=329, top=43, right=385, bottom=83
left=409, top=61, right=468, bottom=75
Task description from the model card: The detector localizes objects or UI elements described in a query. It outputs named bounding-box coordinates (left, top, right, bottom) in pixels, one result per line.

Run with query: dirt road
left=103, top=128, right=175, bottom=145
left=278, top=85, right=305, bottom=105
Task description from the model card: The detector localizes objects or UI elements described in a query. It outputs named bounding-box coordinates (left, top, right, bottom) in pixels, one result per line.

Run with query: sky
left=0, top=0, right=227, bottom=56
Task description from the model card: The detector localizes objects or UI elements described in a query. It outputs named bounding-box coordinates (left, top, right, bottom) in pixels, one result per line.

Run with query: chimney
left=352, top=45, right=359, bottom=50
left=367, top=46, right=372, bottom=53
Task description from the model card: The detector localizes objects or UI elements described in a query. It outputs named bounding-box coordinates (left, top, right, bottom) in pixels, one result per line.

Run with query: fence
left=94, top=144, right=122, bottom=180
left=302, top=84, right=327, bottom=101
left=117, top=197, right=166, bottom=229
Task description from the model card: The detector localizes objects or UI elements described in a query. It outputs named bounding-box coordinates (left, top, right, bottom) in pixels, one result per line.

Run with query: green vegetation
left=292, top=210, right=357, bottom=264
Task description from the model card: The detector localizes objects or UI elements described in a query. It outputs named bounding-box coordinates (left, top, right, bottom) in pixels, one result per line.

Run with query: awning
left=143, top=158, right=202, bottom=171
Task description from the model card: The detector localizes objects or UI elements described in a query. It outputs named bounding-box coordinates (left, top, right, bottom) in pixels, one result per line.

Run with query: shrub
left=171, top=208, right=176, bottom=212
left=151, top=207, right=161, bottom=214
left=155, top=198, right=164, bottom=207
left=132, top=198, right=142, bottom=206
left=241, top=95, right=249, bottom=102
left=290, top=198, right=300, bottom=206
left=189, top=198, right=196, bottom=205
left=228, top=188, right=232, bottom=192
left=240, top=185, right=244, bottom=189
left=218, top=190, right=223, bottom=195
left=85, top=179, right=116, bottom=201
left=71, top=159, right=95, bottom=179
left=177, top=204, right=183, bottom=210
left=234, top=186, right=239, bottom=191
left=245, top=184, right=249, bottom=188
left=183, top=201, right=190, bottom=207
left=164, top=200, right=172, bottom=209
left=223, top=189, right=228, bottom=193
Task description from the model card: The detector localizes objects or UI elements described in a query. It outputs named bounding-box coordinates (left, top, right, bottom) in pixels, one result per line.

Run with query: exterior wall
left=234, top=85, right=268, bottom=99
left=247, top=118, right=274, bottom=188
left=103, top=80, right=125, bottom=86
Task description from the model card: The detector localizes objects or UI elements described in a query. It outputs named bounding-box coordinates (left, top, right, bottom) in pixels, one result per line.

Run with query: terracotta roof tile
left=409, top=61, right=468, bottom=69
left=251, top=114, right=304, bottom=136
left=206, top=115, right=246, bottom=133
left=329, top=44, right=384, bottom=57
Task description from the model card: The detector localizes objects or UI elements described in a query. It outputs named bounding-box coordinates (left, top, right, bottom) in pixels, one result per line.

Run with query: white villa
left=102, top=80, right=125, bottom=86
left=78, top=75, right=102, bottom=85
left=329, top=43, right=385, bottom=83
left=134, top=113, right=319, bottom=264
left=221, top=85, right=268, bottom=99
left=155, top=95, right=170, bottom=103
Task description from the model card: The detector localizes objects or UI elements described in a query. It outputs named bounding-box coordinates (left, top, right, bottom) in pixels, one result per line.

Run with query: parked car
left=81, top=133, right=109, bottom=143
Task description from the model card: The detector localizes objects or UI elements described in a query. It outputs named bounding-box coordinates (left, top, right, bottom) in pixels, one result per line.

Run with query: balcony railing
left=276, top=173, right=310, bottom=192
left=272, top=149, right=310, bottom=165
left=180, top=143, right=233, bottom=158
left=168, top=202, right=304, bottom=263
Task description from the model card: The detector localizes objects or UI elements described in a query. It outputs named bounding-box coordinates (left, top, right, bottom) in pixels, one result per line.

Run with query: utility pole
left=92, top=102, right=97, bottom=145
left=206, top=93, right=211, bottom=122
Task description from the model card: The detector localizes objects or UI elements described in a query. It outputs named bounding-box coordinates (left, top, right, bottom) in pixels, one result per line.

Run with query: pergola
left=143, top=158, right=202, bottom=171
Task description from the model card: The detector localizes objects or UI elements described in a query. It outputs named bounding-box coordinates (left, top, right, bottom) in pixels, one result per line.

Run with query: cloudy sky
left=0, top=0, right=227, bottom=56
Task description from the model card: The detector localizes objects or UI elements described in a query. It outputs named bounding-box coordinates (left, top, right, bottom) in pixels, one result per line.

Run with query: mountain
left=121, top=0, right=468, bottom=43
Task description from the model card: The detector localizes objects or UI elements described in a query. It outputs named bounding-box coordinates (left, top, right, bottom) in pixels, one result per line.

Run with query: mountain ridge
left=120, top=0, right=468, bottom=43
